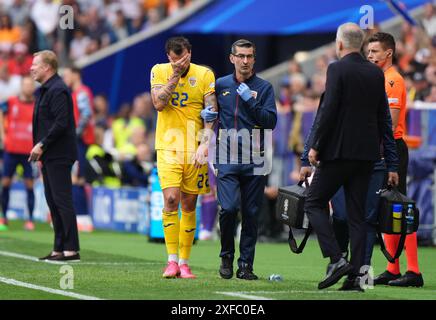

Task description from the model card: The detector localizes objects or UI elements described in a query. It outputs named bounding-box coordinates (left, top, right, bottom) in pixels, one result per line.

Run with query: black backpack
left=377, top=187, right=420, bottom=262
left=276, top=179, right=312, bottom=254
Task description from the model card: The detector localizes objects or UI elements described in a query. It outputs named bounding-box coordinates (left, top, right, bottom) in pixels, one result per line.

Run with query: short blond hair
left=34, top=50, right=58, bottom=71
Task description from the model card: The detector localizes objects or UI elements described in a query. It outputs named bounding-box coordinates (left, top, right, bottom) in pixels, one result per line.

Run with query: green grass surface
left=0, top=220, right=435, bottom=300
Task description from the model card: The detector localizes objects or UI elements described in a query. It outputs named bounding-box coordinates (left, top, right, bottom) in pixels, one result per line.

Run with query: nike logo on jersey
left=164, top=223, right=175, bottom=228
left=222, top=91, right=230, bottom=96
left=185, top=228, right=196, bottom=233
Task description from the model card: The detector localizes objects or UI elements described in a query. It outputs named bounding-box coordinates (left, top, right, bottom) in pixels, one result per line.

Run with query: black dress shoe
left=374, top=270, right=401, bottom=286
left=49, top=253, right=81, bottom=262
left=318, top=258, right=353, bottom=290
left=39, top=253, right=63, bottom=261
left=219, top=257, right=234, bottom=279
left=388, top=271, right=424, bottom=287
left=339, top=277, right=364, bottom=292
left=236, top=264, right=258, bottom=280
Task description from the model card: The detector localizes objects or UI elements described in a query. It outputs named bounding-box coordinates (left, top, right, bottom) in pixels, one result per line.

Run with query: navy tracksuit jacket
left=215, top=73, right=277, bottom=267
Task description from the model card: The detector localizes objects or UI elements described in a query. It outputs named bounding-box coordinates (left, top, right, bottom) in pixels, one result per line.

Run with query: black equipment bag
left=276, top=180, right=312, bottom=254
left=377, top=187, right=420, bottom=263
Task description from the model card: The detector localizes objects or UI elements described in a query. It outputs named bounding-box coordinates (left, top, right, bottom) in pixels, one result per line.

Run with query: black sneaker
left=49, top=253, right=81, bottom=262
left=236, top=264, right=258, bottom=280
left=219, top=257, right=234, bottom=279
left=388, top=271, right=424, bottom=287
left=39, top=253, right=63, bottom=261
left=338, top=276, right=365, bottom=292
left=318, top=258, right=353, bottom=290
left=374, top=270, right=401, bottom=286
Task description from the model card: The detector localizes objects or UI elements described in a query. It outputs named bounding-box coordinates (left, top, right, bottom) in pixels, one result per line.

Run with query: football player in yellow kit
left=150, top=36, right=217, bottom=279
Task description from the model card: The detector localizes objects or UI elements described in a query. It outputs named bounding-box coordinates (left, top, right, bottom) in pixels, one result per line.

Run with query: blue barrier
left=91, top=186, right=149, bottom=234
left=7, top=181, right=49, bottom=222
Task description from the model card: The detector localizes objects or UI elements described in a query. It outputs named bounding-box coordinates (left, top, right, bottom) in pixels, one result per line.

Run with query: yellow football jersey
left=151, top=63, right=215, bottom=152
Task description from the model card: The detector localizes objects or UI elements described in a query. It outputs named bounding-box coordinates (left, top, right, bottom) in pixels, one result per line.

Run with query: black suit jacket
left=33, top=74, right=78, bottom=162
left=311, top=52, right=388, bottom=162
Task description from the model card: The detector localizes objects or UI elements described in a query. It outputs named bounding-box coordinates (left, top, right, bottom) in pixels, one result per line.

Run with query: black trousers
left=395, top=138, right=409, bottom=195
left=42, top=159, right=80, bottom=252
left=304, top=160, right=374, bottom=275
left=217, top=173, right=266, bottom=268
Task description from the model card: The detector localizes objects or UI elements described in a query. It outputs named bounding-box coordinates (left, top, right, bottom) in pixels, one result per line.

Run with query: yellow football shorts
left=156, top=150, right=210, bottom=195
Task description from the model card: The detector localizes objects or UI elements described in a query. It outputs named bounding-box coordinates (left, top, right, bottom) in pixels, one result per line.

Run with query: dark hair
left=368, top=32, right=396, bottom=56
left=231, top=39, right=256, bottom=56
left=65, top=65, right=82, bottom=77
left=165, top=36, right=192, bottom=55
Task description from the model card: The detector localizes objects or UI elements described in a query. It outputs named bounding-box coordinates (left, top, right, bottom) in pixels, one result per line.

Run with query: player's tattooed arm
left=151, top=74, right=180, bottom=112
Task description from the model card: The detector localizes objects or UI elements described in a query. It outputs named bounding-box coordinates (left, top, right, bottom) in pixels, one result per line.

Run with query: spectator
left=84, top=6, right=112, bottom=49
left=109, top=103, right=145, bottom=159
left=7, top=0, right=30, bottom=27
left=0, top=14, right=21, bottom=47
left=141, top=92, right=157, bottom=149
left=93, top=94, right=111, bottom=128
left=0, top=42, right=12, bottom=66
left=20, top=18, right=38, bottom=54
left=121, top=143, right=153, bottom=187
left=422, top=2, right=436, bottom=37
left=85, top=124, right=122, bottom=187
left=30, top=0, right=60, bottom=50
left=69, top=28, right=92, bottom=61
left=119, top=0, right=142, bottom=21
left=143, top=7, right=162, bottom=30
left=0, top=62, right=21, bottom=104
left=108, top=9, right=131, bottom=43
left=167, top=0, right=191, bottom=17
left=411, top=71, right=431, bottom=101
left=8, top=42, right=32, bottom=76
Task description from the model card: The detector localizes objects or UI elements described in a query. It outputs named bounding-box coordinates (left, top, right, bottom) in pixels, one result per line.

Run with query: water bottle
left=268, top=274, right=283, bottom=282
left=392, top=204, right=402, bottom=233
left=406, top=204, right=414, bottom=234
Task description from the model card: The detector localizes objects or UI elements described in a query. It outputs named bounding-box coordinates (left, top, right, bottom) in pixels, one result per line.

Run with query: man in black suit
left=304, top=23, right=390, bottom=291
left=29, top=50, right=80, bottom=261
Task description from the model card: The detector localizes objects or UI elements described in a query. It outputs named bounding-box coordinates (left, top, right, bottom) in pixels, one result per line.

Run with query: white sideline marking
left=215, top=291, right=274, bottom=300
left=0, top=250, right=159, bottom=266
left=215, top=290, right=362, bottom=299
left=0, top=276, right=103, bottom=300
left=0, top=250, right=39, bottom=262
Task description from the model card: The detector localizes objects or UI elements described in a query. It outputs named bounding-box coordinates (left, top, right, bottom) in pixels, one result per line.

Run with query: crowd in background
left=0, top=1, right=435, bottom=241
left=0, top=0, right=194, bottom=65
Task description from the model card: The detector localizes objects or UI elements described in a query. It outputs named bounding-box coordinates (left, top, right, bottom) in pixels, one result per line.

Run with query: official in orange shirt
left=367, top=32, right=423, bottom=287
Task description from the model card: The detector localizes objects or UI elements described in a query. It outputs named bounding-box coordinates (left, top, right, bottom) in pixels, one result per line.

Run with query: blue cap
left=393, top=204, right=402, bottom=211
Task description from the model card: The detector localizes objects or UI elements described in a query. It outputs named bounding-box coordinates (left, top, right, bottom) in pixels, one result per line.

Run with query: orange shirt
left=384, top=66, right=407, bottom=139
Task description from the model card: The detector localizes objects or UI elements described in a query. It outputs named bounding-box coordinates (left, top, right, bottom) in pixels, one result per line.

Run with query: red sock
left=405, top=232, right=420, bottom=274
left=384, top=234, right=400, bottom=275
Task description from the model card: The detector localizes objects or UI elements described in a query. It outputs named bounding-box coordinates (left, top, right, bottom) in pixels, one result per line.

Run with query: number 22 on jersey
left=171, top=92, right=189, bottom=107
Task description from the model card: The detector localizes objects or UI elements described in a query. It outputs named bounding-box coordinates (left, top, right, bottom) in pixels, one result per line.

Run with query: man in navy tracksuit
left=202, top=39, right=277, bottom=280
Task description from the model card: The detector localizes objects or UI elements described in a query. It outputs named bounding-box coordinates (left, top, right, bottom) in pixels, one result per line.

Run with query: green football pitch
left=0, top=220, right=435, bottom=300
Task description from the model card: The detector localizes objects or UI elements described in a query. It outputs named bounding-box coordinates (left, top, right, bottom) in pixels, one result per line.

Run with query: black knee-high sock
left=2, top=186, right=10, bottom=220
left=26, top=188, right=35, bottom=221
